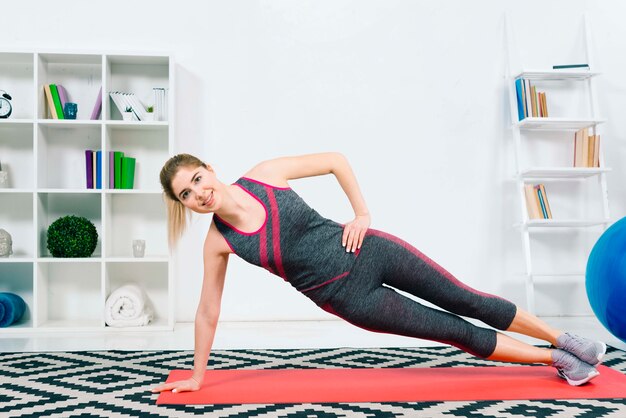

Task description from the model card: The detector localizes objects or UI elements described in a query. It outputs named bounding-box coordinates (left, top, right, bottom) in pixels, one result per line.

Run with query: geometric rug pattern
left=1, top=345, right=626, bottom=417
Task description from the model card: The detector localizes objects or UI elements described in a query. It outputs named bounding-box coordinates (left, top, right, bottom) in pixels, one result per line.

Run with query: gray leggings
left=304, top=229, right=517, bottom=358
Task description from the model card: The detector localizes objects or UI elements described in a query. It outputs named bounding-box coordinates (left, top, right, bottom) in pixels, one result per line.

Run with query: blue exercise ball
left=586, top=216, right=626, bottom=343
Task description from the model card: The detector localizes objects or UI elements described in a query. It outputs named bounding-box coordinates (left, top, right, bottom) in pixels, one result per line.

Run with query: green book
left=121, top=156, right=136, bottom=189
left=49, top=84, right=65, bottom=119
left=114, top=151, right=124, bottom=189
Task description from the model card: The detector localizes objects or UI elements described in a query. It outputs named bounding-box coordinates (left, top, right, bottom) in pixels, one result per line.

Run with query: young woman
left=152, top=152, right=606, bottom=394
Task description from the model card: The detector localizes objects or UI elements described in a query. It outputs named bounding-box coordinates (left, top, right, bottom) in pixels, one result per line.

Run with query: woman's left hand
left=342, top=214, right=371, bottom=253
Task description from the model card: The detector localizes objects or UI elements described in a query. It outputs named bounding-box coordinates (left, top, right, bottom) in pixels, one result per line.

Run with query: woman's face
left=170, top=165, right=221, bottom=214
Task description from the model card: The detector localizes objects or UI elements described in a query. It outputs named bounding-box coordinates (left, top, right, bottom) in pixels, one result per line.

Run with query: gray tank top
left=213, top=177, right=360, bottom=292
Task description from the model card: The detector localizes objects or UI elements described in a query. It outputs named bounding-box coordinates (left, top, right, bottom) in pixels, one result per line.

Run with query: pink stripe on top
left=266, top=187, right=287, bottom=280
left=213, top=184, right=268, bottom=236
left=366, top=229, right=505, bottom=301
left=259, top=221, right=274, bottom=275
left=241, top=177, right=291, bottom=190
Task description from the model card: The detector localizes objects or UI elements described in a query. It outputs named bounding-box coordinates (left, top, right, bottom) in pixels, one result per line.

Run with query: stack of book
left=573, top=128, right=600, bottom=168
left=43, top=85, right=102, bottom=120
left=109, top=91, right=149, bottom=121
left=85, top=150, right=102, bottom=189
left=515, top=78, right=549, bottom=121
left=43, top=84, right=69, bottom=119
left=84, top=150, right=135, bottom=189
left=524, top=184, right=552, bottom=220
left=153, top=88, right=168, bottom=121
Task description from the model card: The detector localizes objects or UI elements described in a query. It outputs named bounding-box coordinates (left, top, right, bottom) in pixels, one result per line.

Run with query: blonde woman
left=152, top=152, right=605, bottom=394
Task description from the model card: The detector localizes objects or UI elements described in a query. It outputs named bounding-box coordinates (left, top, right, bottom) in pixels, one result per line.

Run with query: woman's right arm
left=152, top=225, right=229, bottom=393
left=191, top=232, right=229, bottom=384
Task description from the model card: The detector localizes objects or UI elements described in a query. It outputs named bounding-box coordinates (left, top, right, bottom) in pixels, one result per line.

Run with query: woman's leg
left=506, top=307, right=561, bottom=345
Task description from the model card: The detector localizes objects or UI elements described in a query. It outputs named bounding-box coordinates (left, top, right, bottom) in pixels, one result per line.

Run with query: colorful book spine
left=91, top=87, right=102, bottom=120
left=44, top=85, right=57, bottom=119
left=538, top=184, right=552, bottom=219
left=49, top=84, right=65, bottom=119
left=553, top=64, right=589, bottom=69
left=524, top=184, right=541, bottom=220
left=515, top=79, right=525, bottom=121
left=535, top=185, right=548, bottom=219
left=96, top=150, right=102, bottom=189
left=57, top=85, right=68, bottom=110
left=121, top=157, right=136, bottom=189
left=85, top=150, right=93, bottom=189
left=109, top=151, right=115, bottom=188
left=114, top=151, right=124, bottom=189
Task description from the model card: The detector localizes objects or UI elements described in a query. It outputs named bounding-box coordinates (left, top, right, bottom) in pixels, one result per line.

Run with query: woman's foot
left=557, top=332, right=607, bottom=365
left=552, top=349, right=600, bottom=386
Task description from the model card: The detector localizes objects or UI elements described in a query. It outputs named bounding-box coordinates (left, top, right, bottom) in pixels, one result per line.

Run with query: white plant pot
left=122, top=112, right=134, bottom=121
left=143, top=113, right=154, bottom=121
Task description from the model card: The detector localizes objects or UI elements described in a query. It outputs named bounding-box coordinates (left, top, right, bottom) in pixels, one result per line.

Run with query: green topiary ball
left=47, top=215, right=98, bottom=258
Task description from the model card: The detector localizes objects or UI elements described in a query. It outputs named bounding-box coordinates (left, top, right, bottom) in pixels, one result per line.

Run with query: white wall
left=4, top=0, right=626, bottom=322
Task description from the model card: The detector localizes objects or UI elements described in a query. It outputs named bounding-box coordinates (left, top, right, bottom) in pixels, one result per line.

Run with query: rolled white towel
left=105, top=283, right=153, bottom=327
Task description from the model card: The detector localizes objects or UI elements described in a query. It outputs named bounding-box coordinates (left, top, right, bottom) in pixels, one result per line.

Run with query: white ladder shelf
left=505, top=15, right=611, bottom=314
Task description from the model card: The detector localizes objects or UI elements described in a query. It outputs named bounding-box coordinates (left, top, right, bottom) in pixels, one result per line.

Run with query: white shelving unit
left=0, top=50, right=174, bottom=333
left=505, top=17, right=611, bottom=314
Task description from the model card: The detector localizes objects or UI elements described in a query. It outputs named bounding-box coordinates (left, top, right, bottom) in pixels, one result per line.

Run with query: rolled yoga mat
left=157, top=365, right=626, bottom=405
left=0, top=292, right=26, bottom=327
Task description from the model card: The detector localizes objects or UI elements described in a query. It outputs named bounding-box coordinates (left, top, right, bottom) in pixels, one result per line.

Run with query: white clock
left=0, top=90, right=12, bottom=118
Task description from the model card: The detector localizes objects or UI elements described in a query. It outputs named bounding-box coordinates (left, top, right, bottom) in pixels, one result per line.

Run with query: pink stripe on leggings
left=301, top=271, right=350, bottom=293
left=366, top=228, right=504, bottom=301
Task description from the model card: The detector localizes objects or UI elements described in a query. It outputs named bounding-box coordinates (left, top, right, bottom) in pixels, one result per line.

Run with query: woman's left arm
left=251, top=152, right=370, bottom=252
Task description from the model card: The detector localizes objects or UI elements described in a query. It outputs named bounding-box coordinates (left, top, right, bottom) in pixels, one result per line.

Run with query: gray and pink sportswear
left=213, top=177, right=517, bottom=358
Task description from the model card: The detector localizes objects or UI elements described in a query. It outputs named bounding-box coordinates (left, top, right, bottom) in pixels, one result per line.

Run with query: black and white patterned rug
left=1, top=345, right=626, bottom=417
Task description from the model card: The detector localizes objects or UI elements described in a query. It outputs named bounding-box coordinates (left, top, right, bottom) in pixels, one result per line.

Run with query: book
left=515, top=79, right=525, bottom=121
left=538, top=184, right=552, bottom=219
left=552, top=64, right=590, bottom=69
left=535, top=185, right=548, bottom=219
left=582, top=131, right=590, bottom=168
left=524, top=184, right=542, bottom=219
left=541, top=92, right=550, bottom=118
left=574, top=129, right=582, bottom=167
left=530, top=85, right=538, bottom=118
left=524, top=79, right=532, bottom=119
left=56, top=85, right=68, bottom=110
left=43, top=85, right=57, bottom=119
left=121, top=156, right=136, bottom=189
left=96, top=150, right=102, bottom=189
left=593, top=135, right=601, bottom=167
left=90, top=87, right=102, bottom=120
left=114, top=151, right=124, bottom=189
left=588, top=135, right=595, bottom=168
left=92, top=151, right=96, bottom=189
left=85, top=150, right=93, bottom=189
left=109, top=151, right=115, bottom=188
left=49, top=84, right=65, bottom=119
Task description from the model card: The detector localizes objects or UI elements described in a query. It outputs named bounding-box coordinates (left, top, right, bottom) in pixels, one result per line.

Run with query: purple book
left=85, top=150, right=93, bottom=189
left=90, top=87, right=102, bottom=120
left=109, top=151, right=115, bottom=188
left=57, top=85, right=68, bottom=109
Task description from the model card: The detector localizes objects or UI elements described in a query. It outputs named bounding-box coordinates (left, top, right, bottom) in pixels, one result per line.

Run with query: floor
left=1, top=316, right=624, bottom=353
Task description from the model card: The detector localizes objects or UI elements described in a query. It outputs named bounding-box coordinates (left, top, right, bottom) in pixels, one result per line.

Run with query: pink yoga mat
left=157, top=365, right=626, bottom=405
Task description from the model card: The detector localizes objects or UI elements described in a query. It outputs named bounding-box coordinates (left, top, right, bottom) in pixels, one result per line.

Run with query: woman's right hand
left=151, top=377, right=201, bottom=394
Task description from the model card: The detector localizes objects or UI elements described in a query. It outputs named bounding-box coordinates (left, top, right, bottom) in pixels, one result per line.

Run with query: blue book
left=536, top=186, right=548, bottom=219
left=515, top=78, right=525, bottom=121
left=96, top=150, right=102, bottom=189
